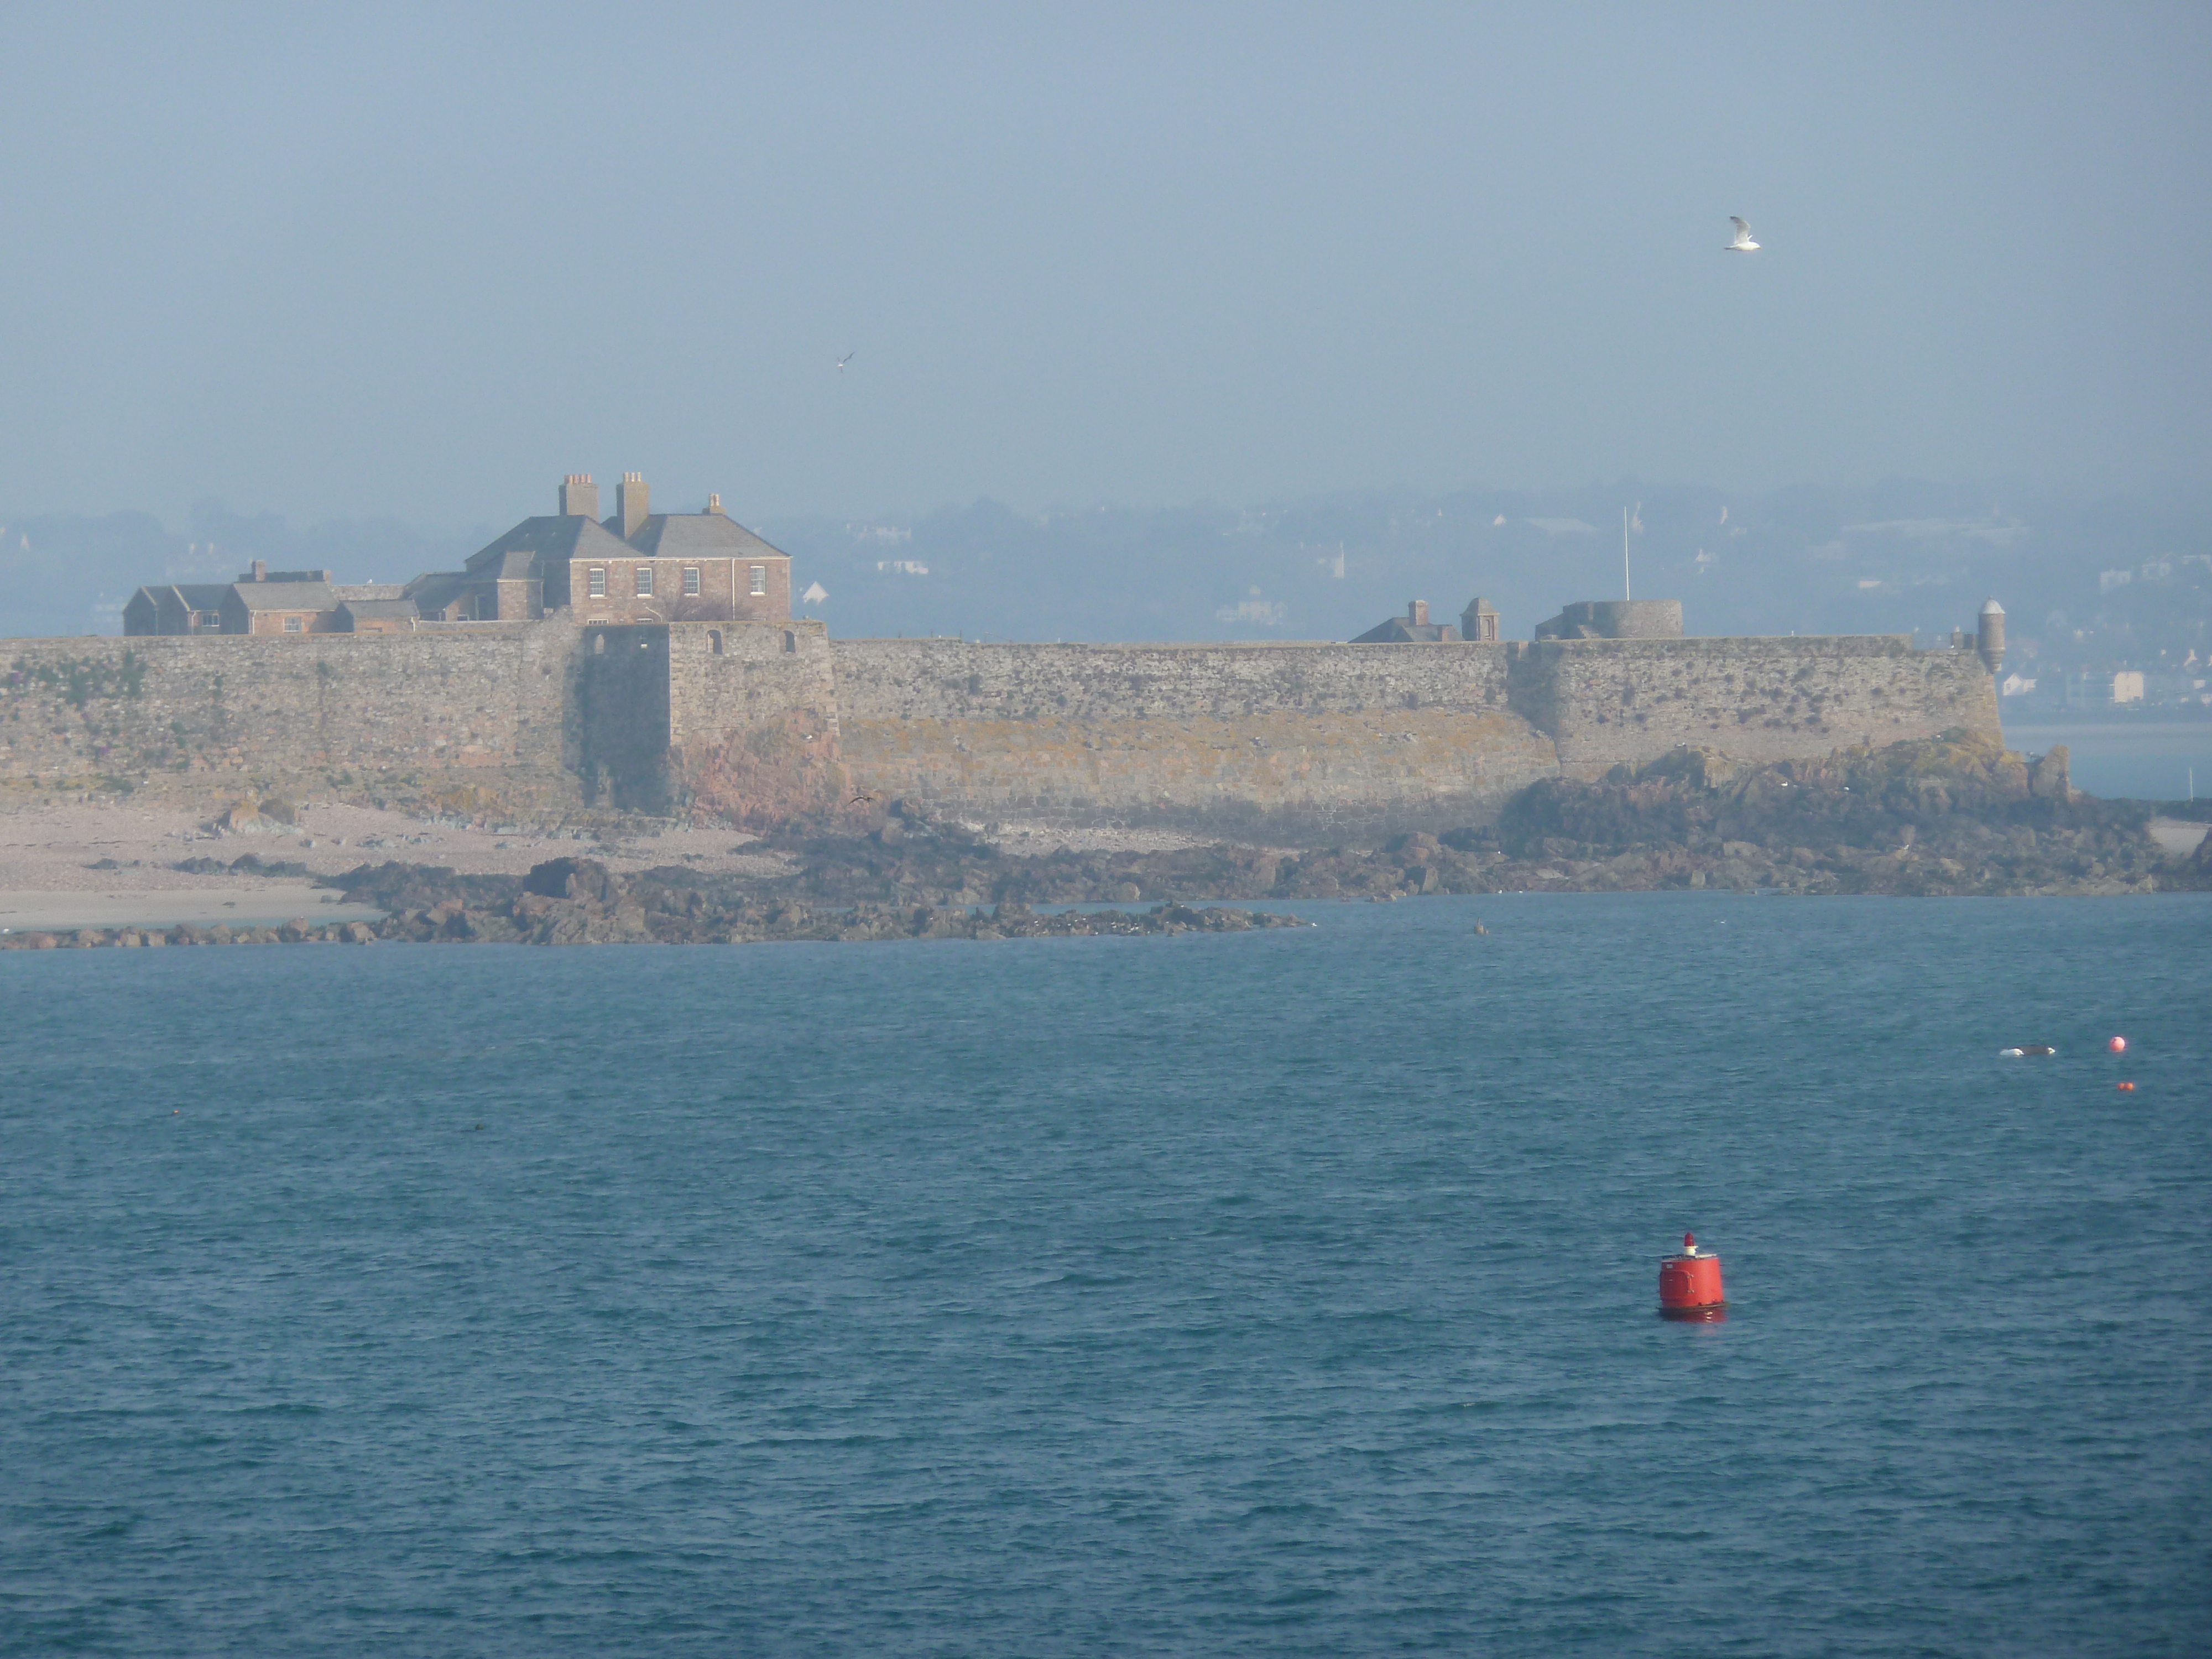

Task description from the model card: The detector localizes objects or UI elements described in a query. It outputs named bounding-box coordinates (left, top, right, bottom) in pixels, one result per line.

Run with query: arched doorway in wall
left=592, top=633, right=605, bottom=654
left=709, top=630, right=723, bottom=655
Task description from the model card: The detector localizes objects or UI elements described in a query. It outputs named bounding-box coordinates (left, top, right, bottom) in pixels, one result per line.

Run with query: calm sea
left=4, top=895, right=2208, bottom=1657
left=2005, top=721, right=2212, bottom=801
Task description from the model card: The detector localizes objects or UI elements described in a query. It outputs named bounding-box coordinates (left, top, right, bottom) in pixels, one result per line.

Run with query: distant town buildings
left=124, top=474, right=793, bottom=636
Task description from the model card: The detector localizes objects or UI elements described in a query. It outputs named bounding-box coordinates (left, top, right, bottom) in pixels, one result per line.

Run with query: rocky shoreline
left=4, top=733, right=2206, bottom=951
left=0, top=855, right=1310, bottom=948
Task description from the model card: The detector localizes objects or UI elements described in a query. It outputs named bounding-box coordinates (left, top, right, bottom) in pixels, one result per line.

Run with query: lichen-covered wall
left=0, top=623, right=2006, bottom=840
left=823, top=635, right=2003, bottom=839
left=1, top=624, right=580, bottom=805
left=1512, top=636, right=2001, bottom=775
left=664, top=620, right=845, bottom=826
left=828, top=640, right=1561, bottom=838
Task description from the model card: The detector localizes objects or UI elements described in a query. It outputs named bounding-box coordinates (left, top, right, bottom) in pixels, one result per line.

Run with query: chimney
left=1977, top=597, right=2006, bottom=676
left=707, top=493, right=725, bottom=516
left=251, top=560, right=267, bottom=582
left=1408, top=599, right=1429, bottom=626
left=559, top=473, right=600, bottom=519
left=616, top=472, right=650, bottom=539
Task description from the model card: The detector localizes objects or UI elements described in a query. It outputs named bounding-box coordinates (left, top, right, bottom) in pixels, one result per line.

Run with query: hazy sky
left=2, top=3, right=2206, bottom=527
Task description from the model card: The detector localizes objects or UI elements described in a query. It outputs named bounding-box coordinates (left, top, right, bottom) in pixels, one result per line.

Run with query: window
left=283, top=616, right=303, bottom=633
left=635, top=565, right=653, bottom=597
left=588, top=567, right=607, bottom=599
left=684, top=566, right=701, bottom=597
left=750, top=565, right=767, bottom=596
left=592, top=633, right=605, bottom=654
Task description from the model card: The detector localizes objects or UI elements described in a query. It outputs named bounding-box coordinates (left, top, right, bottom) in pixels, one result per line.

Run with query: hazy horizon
left=2, top=4, right=2208, bottom=529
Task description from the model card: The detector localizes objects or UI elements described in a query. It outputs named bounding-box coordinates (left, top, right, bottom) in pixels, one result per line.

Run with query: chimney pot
left=615, top=473, right=650, bottom=539
left=559, top=473, right=601, bottom=519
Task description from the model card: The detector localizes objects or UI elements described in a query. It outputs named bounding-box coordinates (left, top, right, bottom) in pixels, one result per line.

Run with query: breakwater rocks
left=760, top=731, right=2199, bottom=901
left=1488, top=731, right=2194, bottom=896
left=2, top=919, right=380, bottom=950
left=321, top=857, right=1307, bottom=945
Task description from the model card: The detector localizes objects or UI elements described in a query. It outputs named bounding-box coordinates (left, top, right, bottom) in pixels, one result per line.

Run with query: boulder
left=524, top=857, right=622, bottom=905
left=2028, top=746, right=2072, bottom=801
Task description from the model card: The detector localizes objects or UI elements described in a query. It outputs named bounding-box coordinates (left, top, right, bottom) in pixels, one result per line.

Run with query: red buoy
left=2108, top=1035, right=2127, bottom=1053
left=2116, top=1081, right=2135, bottom=1092
left=1659, top=1232, right=1728, bottom=1321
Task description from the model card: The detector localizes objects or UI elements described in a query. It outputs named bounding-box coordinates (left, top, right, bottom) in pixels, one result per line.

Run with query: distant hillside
left=6, top=483, right=2206, bottom=680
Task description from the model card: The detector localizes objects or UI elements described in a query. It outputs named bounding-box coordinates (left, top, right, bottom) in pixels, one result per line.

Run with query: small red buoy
left=2116, top=1081, right=2135, bottom=1092
left=1658, top=1232, right=1728, bottom=1321
left=2108, top=1035, right=2127, bottom=1053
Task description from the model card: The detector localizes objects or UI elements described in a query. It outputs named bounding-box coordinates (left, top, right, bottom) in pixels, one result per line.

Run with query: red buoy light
left=1659, top=1232, right=1728, bottom=1321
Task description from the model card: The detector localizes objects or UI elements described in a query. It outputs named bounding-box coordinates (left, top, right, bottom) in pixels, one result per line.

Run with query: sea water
left=3, top=894, right=2208, bottom=1656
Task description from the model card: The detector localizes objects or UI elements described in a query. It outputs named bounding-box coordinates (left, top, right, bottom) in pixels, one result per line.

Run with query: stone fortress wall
left=822, top=634, right=1999, bottom=837
left=2, top=625, right=578, bottom=806
left=4, top=619, right=2002, bottom=840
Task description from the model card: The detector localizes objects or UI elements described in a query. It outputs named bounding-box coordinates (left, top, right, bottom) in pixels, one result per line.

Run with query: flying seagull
left=837, top=352, right=855, bottom=371
left=1725, top=216, right=1760, bottom=253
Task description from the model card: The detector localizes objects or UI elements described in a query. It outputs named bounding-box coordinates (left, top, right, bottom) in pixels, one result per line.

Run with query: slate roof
left=1352, top=615, right=1460, bottom=643
left=231, top=582, right=338, bottom=612
left=463, top=515, right=631, bottom=576
left=331, top=583, right=409, bottom=602
left=403, top=572, right=472, bottom=615
left=623, top=513, right=789, bottom=560
left=337, top=598, right=419, bottom=622
left=133, top=583, right=234, bottom=612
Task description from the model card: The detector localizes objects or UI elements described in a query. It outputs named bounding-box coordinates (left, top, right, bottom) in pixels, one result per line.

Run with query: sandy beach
left=0, top=796, right=799, bottom=931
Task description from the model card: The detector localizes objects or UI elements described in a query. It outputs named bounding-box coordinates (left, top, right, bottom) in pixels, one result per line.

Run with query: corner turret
left=1976, top=597, right=2005, bottom=676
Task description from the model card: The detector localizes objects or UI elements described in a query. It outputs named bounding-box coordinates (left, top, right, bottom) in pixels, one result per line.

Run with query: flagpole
left=1624, top=505, right=1631, bottom=601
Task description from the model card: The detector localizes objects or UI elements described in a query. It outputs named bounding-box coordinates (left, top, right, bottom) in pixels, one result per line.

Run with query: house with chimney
left=406, top=474, right=792, bottom=624
left=124, top=474, right=795, bottom=635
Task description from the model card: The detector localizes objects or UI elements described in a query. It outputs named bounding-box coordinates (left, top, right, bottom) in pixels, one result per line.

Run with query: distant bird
left=1725, top=216, right=1760, bottom=253
left=837, top=352, right=855, bottom=371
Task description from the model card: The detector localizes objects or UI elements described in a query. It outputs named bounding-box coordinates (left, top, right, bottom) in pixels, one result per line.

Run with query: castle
left=18, top=478, right=2007, bottom=841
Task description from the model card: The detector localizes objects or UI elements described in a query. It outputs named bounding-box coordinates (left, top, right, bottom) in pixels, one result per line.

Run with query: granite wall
left=1, top=623, right=2007, bottom=841
left=1, top=623, right=580, bottom=805
left=580, top=619, right=844, bottom=824
left=828, top=639, right=1557, bottom=839
left=823, top=635, right=2003, bottom=839
left=1511, top=635, right=2001, bottom=775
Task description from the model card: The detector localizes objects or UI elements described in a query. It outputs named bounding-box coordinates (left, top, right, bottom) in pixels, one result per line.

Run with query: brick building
left=406, top=473, right=793, bottom=625
left=123, top=475, right=796, bottom=635
left=125, top=562, right=406, bottom=637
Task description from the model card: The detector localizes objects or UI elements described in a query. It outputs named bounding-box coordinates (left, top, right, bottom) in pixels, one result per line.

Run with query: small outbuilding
left=336, top=598, right=420, bottom=634
left=122, top=583, right=233, bottom=636
left=1460, top=596, right=1500, bottom=642
left=1354, top=600, right=1460, bottom=643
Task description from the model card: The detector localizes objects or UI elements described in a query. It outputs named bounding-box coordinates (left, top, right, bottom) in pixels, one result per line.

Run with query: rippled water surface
left=4, top=895, right=2209, bottom=1656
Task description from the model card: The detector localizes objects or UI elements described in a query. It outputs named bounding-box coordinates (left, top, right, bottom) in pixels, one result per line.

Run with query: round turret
left=1976, top=598, right=2005, bottom=676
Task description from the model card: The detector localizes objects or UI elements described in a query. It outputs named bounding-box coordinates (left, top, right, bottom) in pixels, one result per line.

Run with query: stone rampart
left=1, top=622, right=2006, bottom=841
left=828, top=639, right=1558, bottom=839
left=1512, top=635, right=2000, bottom=775
left=579, top=620, right=844, bottom=823
left=825, top=635, right=2003, bottom=839
left=2, top=624, right=580, bottom=806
